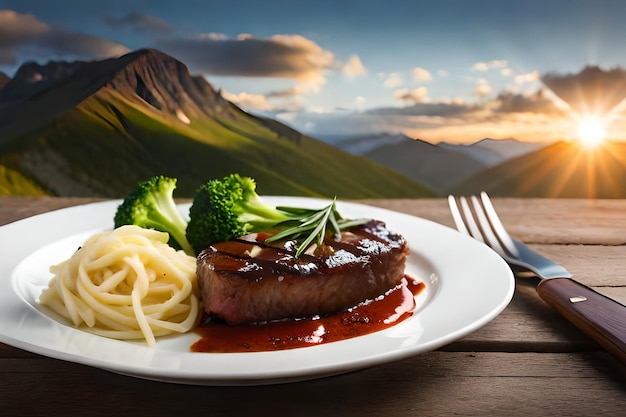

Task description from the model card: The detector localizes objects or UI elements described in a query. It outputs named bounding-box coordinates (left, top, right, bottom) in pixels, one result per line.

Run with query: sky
left=2, top=0, right=626, bottom=144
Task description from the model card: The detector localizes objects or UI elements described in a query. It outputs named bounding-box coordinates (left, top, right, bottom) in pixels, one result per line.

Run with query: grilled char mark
left=202, top=220, right=403, bottom=282
left=200, top=238, right=321, bottom=282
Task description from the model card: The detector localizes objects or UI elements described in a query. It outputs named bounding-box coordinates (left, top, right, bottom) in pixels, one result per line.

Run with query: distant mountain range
left=335, top=133, right=547, bottom=191
left=438, top=138, right=547, bottom=166
left=362, top=135, right=488, bottom=190
left=332, top=132, right=626, bottom=198
left=0, top=49, right=434, bottom=198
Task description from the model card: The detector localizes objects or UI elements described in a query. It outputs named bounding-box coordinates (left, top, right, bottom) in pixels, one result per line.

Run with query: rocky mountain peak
left=106, top=48, right=230, bottom=122
left=0, top=49, right=231, bottom=140
left=0, top=55, right=119, bottom=103
left=12, top=60, right=86, bottom=84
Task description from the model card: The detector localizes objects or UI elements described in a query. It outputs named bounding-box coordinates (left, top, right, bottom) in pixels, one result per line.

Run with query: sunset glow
left=576, top=116, right=607, bottom=148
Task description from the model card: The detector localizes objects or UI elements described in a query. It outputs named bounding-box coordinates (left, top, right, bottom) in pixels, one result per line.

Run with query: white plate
left=0, top=197, right=514, bottom=385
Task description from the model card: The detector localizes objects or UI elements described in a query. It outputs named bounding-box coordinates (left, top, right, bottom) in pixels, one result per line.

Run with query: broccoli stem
left=147, top=196, right=194, bottom=256
left=238, top=196, right=290, bottom=228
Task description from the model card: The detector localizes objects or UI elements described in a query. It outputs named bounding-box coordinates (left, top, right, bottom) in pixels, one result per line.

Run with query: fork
left=448, top=192, right=626, bottom=364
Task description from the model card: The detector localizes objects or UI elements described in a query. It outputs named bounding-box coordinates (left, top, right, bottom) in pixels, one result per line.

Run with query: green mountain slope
left=0, top=49, right=435, bottom=198
left=0, top=164, right=47, bottom=195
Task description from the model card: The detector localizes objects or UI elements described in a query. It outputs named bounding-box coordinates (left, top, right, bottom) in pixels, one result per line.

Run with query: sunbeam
left=576, top=116, right=606, bottom=148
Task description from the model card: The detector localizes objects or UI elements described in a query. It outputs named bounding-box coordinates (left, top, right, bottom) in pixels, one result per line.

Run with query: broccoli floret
left=114, top=175, right=194, bottom=256
left=187, top=173, right=291, bottom=253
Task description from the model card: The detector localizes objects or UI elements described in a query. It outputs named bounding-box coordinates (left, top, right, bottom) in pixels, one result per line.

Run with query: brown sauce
left=190, top=275, right=425, bottom=353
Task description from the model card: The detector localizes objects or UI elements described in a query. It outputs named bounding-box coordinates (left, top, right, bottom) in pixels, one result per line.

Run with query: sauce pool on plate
left=191, top=275, right=425, bottom=353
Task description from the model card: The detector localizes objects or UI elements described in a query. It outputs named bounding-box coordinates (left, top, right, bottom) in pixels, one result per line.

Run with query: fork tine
left=450, top=193, right=531, bottom=273
left=458, top=196, right=486, bottom=243
left=449, top=195, right=486, bottom=243
left=447, top=195, right=470, bottom=236
left=468, top=195, right=509, bottom=259
left=478, top=191, right=519, bottom=257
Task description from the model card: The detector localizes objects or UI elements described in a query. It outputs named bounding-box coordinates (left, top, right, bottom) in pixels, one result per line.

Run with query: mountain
left=0, top=50, right=243, bottom=141
left=362, top=135, right=488, bottom=190
left=449, top=140, right=626, bottom=198
left=321, top=133, right=551, bottom=192
left=323, top=133, right=408, bottom=155
left=0, top=49, right=435, bottom=198
left=438, top=138, right=547, bottom=166
left=0, top=72, right=9, bottom=89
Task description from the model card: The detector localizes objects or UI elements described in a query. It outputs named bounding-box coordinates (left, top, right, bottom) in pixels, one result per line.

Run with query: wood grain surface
left=1, top=197, right=624, bottom=416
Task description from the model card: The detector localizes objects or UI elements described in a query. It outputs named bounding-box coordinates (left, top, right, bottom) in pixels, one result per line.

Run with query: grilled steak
left=196, top=220, right=409, bottom=325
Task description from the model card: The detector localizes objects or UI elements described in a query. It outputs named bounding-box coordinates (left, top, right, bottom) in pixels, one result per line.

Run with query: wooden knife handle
left=536, top=277, right=626, bottom=364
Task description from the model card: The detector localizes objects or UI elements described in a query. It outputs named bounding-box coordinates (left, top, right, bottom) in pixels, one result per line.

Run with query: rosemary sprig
left=264, top=198, right=370, bottom=257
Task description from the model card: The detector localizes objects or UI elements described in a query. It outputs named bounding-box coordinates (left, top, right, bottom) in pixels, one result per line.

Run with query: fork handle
left=537, top=277, right=626, bottom=364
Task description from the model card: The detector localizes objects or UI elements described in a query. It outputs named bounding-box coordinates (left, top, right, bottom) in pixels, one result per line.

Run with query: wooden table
left=1, top=197, right=625, bottom=416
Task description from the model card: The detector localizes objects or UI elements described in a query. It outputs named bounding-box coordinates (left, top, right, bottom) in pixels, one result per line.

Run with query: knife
left=511, top=237, right=626, bottom=365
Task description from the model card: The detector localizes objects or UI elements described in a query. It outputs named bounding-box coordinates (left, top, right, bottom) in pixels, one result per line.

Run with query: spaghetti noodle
left=40, top=225, right=199, bottom=347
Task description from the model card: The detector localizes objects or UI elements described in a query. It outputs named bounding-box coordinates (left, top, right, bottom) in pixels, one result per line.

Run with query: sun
left=576, top=116, right=606, bottom=148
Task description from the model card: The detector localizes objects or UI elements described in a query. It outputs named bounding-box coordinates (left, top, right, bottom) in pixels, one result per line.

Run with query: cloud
left=369, top=100, right=473, bottom=117
left=0, top=9, right=129, bottom=66
left=0, top=10, right=49, bottom=39
left=541, top=66, right=626, bottom=115
left=280, top=74, right=586, bottom=143
left=157, top=32, right=339, bottom=113
left=221, top=90, right=301, bottom=112
left=282, top=99, right=481, bottom=141
left=267, top=75, right=326, bottom=98
left=0, top=10, right=49, bottom=65
left=287, top=66, right=626, bottom=144
left=393, top=86, right=429, bottom=103
left=471, top=59, right=508, bottom=72
left=158, top=33, right=335, bottom=81
left=36, top=31, right=130, bottom=60
left=224, top=72, right=327, bottom=113
left=514, top=70, right=540, bottom=84
left=473, top=78, right=492, bottom=97
left=495, top=90, right=565, bottom=115
left=102, top=12, right=172, bottom=33
left=342, top=55, right=366, bottom=80
left=412, top=67, right=432, bottom=81
left=287, top=99, right=572, bottom=144
left=382, top=73, right=403, bottom=88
